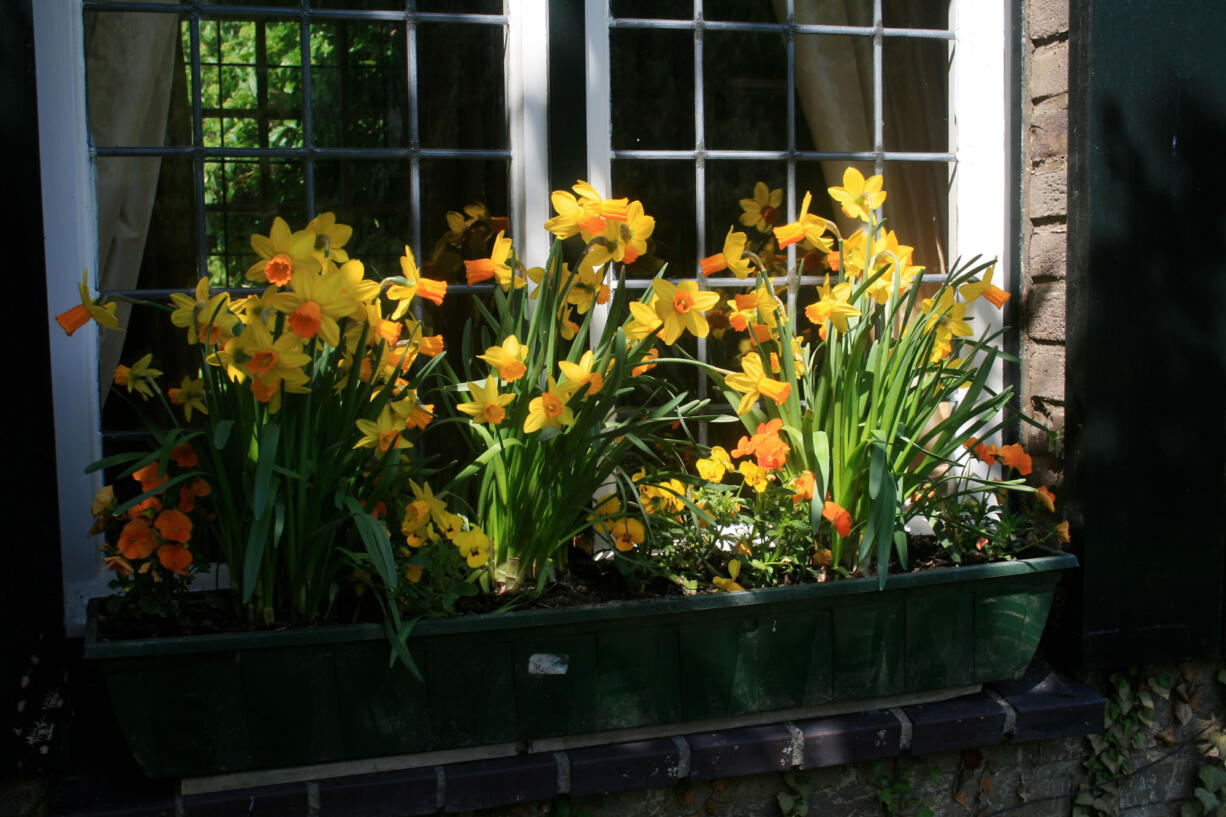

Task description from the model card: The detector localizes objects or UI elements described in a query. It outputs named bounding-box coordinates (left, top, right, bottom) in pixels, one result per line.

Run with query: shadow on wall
left=1067, top=69, right=1226, bottom=664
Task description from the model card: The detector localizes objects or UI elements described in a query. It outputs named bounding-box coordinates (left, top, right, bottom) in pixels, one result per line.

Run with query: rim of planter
left=83, top=547, right=1077, bottom=660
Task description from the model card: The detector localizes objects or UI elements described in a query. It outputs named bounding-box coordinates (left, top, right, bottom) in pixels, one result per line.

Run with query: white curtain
left=780, top=0, right=949, bottom=269
left=85, top=4, right=179, bottom=401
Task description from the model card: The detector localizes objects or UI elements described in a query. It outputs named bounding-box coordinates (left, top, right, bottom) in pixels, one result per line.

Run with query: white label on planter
left=528, top=653, right=569, bottom=675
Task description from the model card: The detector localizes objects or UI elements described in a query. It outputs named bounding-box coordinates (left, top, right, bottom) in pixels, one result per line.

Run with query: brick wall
left=1021, top=0, right=1070, bottom=481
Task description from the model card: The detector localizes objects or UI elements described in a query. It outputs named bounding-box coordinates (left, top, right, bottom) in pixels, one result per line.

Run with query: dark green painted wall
left=1066, top=0, right=1226, bottom=667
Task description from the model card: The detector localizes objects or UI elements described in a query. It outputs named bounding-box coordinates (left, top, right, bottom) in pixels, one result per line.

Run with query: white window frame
left=38, top=0, right=1006, bottom=636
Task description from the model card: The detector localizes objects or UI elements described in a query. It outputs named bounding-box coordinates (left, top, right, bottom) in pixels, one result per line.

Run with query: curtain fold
left=85, top=3, right=179, bottom=402
left=781, top=0, right=949, bottom=270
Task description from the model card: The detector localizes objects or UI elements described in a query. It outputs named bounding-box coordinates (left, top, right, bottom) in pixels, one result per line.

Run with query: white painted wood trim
left=952, top=1, right=1009, bottom=405
left=508, top=0, right=551, bottom=268
left=34, top=0, right=110, bottom=637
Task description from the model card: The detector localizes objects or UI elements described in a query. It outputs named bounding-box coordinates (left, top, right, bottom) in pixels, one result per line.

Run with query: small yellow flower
left=524, top=375, right=576, bottom=433
left=739, top=181, right=783, bottom=234
left=478, top=335, right=529, bottom=382
left=725, top=352, right=791, bottom=416
left=828, top=167, right=887, bottom=223
left=713, top=559, right=744, bottom=592
left=650, top=280, right=721, bottom=345
left=451, top=526, right=492, bottom=568
left=114, top=353, right=162, bottom=400
left=609, top=518, right=645, bottom=552
left=354, top=405, right=412, bottom=454
left=455, top=378, right=515, bottom=426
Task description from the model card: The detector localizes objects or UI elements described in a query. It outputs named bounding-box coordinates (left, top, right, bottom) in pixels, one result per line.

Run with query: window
left=37, top=1, right=1007, bottom=634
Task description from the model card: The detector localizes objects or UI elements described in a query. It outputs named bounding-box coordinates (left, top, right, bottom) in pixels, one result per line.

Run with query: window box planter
left=83, top=549, right=1076, bottom=779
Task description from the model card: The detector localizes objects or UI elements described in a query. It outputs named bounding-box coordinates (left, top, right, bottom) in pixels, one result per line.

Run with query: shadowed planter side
left=84, top=549, right=1076, bottom=779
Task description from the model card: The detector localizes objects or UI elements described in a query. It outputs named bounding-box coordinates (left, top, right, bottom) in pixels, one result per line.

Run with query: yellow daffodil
left=235, top=318, right=312, bottom=386
left=168, top=375, right=208, bottom=421
left=354, top=405, right=411, bottom=454
left=804, top=275, right=861, bottom=337
left=565, top=266, right=611, bottom=315
left=524, top=375, right=576, bottom=433
left=725, top=352, right=792, bottom=416
left=246, top=217, right=320, bottom=286
left=771, top=191, right=834, bottom=252
left=739, top=181, right=783, bottom=234
left=390, top=390, right=434, bottom=430
left=456, top=378, right=515, bottom=426
left=959, top=265, right=1010, bottom=309
left=335, top=258, right=382, bottom=319
left=113, top=353, right=162, bottom=400
left=56, top=270, right=120, bottom=336
left=265, top=268, right=357, bottom=347
left=169, top=277, right=237, bottom=346
left=700, top=227, right=753, bottom=279
left=921, top=289, right=973, bottom=341
left=650, top=279, right=721, bottom=345
left=404, top=480, right=461, bottom=537
left=478, top=335, right=528, bottom=382
left=558, top=350, right=606, bottom=397
left=305, top=212, right=353, bottom=264
left=828, top=167, right=887, bottom=223
left=386, top=246, right=448, bottom=320
left=585, top=200, right=655, bottom=267
left=624, top=298, right=664, bottom=342
left=464, top=230, right=514, bottom=287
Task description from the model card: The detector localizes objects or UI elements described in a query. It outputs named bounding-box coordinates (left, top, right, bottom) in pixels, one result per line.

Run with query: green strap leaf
left=253, top=423, right=280, bottom=518
left=345, top=496, right=397, bottom=591
left=212, top=419, right=234, bottom=450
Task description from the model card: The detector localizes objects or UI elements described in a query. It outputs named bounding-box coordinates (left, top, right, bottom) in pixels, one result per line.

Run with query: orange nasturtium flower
left=822, top=501, right=853, bottom=538
left=170, top=442, right=198, bottom=468
left=828, top=167, right=887, bottom=223
left=157, top=544, right=193, bottom=575
left=478, top=335, right=528, bottom=382
left=731, top=418, right=791, bottom=471
left=790, top=471, right=816, bottom=506
left=997, top=443, right=1033, bottom=476
left=456, top=378, right=515, bottom=426
left=1055, top=520, right=1071, bottom=543
left=117, top=519, right=157, bottom=560
left=56, top=269, right=121, bottom=336
left=1036, top=486, right=1056, bottom=513
left=650, top=279, right=722, bottom=345
left=131, top=462, right=165, bottom=493
left=246, top=217, right=320, bottom=286
left=154, top=509, right=193, bottom=543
